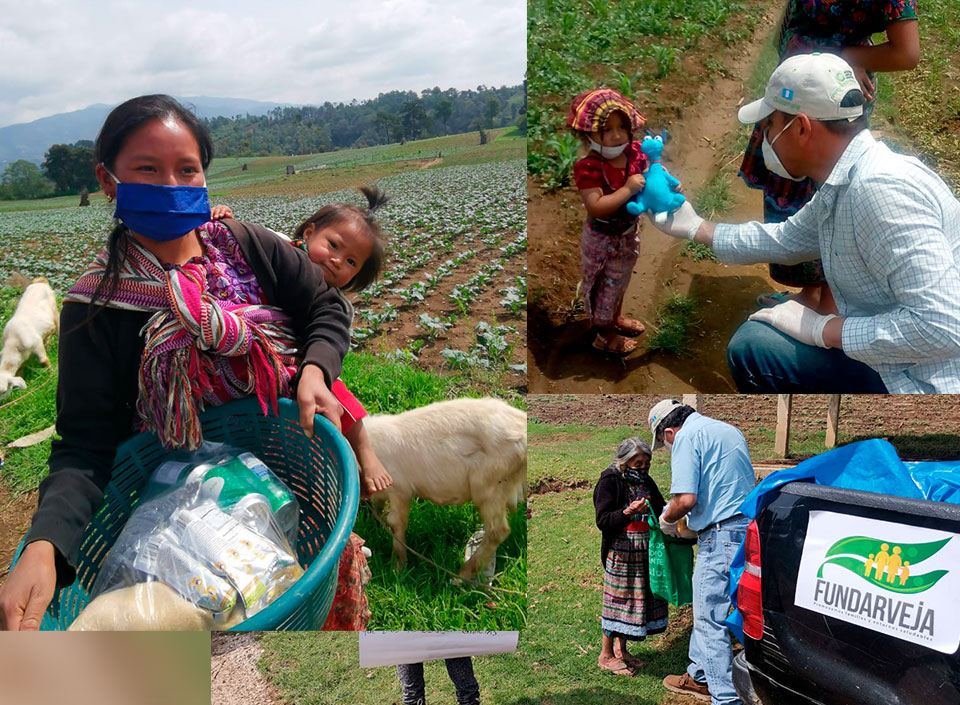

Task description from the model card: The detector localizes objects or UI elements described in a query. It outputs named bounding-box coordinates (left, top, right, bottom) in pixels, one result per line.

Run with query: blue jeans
left=727, top=320, right=888, bottom=392
left=396, top=658, right=480, bottom=705
left=687, top=517, right=749, bottom=705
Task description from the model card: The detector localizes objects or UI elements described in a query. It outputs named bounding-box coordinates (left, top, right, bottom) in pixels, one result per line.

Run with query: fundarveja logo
left=817, top=536, right=950, bottom=594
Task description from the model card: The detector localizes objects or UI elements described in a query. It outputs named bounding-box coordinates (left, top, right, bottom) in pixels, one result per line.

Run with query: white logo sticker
left=795, top=511, right=960, bottom=655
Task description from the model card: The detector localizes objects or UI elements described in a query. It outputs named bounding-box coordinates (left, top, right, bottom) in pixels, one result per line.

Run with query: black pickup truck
left=732, top=481, right=960, bottom=705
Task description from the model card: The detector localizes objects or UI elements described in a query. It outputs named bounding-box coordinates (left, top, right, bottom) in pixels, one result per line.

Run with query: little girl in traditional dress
left=567, top=88, right=681, bottom=356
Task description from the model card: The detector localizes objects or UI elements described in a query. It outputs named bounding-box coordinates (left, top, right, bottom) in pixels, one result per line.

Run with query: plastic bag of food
left=80, top=442, right=304, bottom=630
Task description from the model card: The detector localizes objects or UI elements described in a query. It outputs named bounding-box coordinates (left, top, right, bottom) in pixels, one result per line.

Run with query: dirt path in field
left=0, top=480, right=36, bottom=588
left=529, top=8, right=783, bottom=393
left=211, top=633, right=280, bottom=705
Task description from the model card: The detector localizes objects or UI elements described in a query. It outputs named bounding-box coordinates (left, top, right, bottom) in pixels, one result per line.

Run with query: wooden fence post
left=825, top=394, right=841, bottom=448
left=775, top=394, right=792, bottom=457
left=682, top=394, right=702, bottom=411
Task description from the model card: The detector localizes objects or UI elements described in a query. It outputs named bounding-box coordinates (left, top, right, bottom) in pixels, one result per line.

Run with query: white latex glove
left=748, top=300, right=837, bottom=348
left=659, top=501, right=681, bottom=537
left=650, top=200, right=704, bottom=240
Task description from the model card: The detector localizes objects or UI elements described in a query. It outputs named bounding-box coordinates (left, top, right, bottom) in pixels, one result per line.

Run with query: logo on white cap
left=738, top=52, right=863, bottom=125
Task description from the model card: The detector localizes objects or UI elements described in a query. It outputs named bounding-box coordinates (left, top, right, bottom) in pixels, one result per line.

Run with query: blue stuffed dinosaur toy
left=625, top=130, right=685, bottom=223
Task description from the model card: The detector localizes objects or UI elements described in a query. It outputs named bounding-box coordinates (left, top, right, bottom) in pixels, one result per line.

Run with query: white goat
left=366, top=397, right=527, bottom=581
left=0, top=278, right=58, bottom=398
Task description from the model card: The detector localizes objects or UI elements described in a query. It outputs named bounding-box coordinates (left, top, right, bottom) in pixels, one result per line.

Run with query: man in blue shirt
left=648, top=399, right=755, bottom=705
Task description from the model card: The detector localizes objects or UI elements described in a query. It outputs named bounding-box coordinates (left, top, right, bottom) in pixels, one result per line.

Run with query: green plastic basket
left=14, top=397, right=358, bottom=630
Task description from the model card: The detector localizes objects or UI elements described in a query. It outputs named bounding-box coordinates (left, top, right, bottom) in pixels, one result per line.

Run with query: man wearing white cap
left=652, top=52, right=960, bottom=393
left=647, top=399, right=754, bottom=704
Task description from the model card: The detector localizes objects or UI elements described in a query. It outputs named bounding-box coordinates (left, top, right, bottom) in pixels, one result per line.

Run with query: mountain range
left=0, top=96, right=292, bottom=168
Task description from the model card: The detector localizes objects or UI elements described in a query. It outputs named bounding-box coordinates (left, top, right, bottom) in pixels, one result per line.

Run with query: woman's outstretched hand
left=0, top=540, right=57, bottom=631
left=623, top=499, right=647, bottom=515
left=297, top=364, right=342, bottom=437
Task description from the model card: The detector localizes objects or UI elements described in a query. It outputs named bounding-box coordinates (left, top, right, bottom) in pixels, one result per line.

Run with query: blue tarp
left=727, top=439, right=960, bottom=642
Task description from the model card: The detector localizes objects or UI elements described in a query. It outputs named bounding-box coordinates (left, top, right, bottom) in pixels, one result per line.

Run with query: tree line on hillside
left=205, top=83, right=525, bottom=156
left=0, top=141, right=99, bottom=201
left=1, top=82, right=526, bottom=200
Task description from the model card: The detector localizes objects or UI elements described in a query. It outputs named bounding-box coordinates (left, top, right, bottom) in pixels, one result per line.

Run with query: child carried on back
left=212, top=187, right=391, bottom=497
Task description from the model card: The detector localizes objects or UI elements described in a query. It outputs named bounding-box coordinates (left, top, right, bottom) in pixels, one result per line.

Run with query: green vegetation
left=206, top=84, right=525, bottom=157
left=528, top=0, right=763, bottom=188
left=0, top=286, right=59, bottom=495
left=681, top=240, right=717, bottom=261
left=353, top=499, right=526, bottom=630
left=874, top=0, right=960, bottom=192
left=646, top=294, right=697, bottom=355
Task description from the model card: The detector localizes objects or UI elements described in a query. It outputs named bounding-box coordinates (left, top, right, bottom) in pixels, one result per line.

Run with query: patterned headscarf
left=567, top=88, right=646, bottom=134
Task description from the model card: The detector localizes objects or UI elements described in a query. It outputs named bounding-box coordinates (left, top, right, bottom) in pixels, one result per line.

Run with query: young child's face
left=589, top=111, right=629, bottom=148
left=303, top=217, right=373, bottom=288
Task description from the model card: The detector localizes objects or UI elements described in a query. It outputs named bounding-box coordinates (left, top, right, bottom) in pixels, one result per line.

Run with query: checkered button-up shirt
left=714, top=130, right=960, bottom=393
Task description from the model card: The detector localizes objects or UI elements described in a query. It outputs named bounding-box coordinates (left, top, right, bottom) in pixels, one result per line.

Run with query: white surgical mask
left=664, top=438, right=673, bottom=452
left=761, top=115, right=804, bottom=181
left=588, top=138, right=628, bottom=160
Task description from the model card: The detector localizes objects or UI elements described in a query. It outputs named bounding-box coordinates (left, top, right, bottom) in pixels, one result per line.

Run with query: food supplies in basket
left=70, top=442, right=304, bottom=630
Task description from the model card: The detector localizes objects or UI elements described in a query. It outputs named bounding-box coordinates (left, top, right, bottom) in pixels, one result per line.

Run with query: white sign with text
left=795, top=511, right=960, bottom=654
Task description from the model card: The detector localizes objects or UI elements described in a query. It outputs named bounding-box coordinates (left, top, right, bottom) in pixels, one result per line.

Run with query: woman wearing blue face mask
left=0, top=94, right=354, bottom=630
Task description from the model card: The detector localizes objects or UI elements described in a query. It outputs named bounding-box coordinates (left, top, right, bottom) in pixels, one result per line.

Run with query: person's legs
left=444, top=657, right=481, bottom=705
left=396, top=663, right=426, bottom=705
left=688, top=522, right=748, bottom=705
left=727, top=320, right=888, bottom=392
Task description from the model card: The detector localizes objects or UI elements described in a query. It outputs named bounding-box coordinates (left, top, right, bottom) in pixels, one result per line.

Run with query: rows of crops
left=0, top=159, right=527, bottom=380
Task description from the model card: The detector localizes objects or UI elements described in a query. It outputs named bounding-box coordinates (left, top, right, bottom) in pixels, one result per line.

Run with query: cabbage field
left=0, top=157, right=527, bottom=386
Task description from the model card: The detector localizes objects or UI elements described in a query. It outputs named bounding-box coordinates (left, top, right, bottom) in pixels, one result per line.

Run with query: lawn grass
left=257, top=487, right=692, bottom=705
left=353, top=500, right=526, bottom=630
left=259, top=632, right=527, bottom=705
left=0, top=286, right=60, bottom=494
left=527, top=421, right=843, bottom=489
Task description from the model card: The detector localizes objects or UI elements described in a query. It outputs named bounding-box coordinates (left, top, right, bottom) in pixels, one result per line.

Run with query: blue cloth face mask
left=104, top=166, right=211, bottom=242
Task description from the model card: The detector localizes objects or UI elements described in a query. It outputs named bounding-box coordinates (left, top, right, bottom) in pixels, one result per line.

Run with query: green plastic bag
left=647, top=507, right=695, bottom=606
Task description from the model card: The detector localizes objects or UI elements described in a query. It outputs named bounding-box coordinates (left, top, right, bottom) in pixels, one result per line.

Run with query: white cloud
left=0, top=0, right=525, bottom=127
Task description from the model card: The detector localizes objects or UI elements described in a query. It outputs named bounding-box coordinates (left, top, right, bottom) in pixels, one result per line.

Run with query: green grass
left=205, top=130, right=518, bottom=191
left=646, top=294, right=697, bottom=356
left=692, top=168, right=734, bottom=221
left=0, top=323, right=527, bottom=628
left=259, top=632, right=530, bottom=705
left=0, top=286, right=60, bottom=494
left=257, top=488, right=693, bottom=705
left=528, top=0, right=767, bottom=180
left=353, top=500, right=526, bottom=630
left=0, top=193, right=89, bottom=212
left=341, top=351, right=526, bottom=629
left=340, top=352, right=524, bottom=413
left=680, top=240, right=717, bottom=262
left=873, top=0, right=960, bottom=193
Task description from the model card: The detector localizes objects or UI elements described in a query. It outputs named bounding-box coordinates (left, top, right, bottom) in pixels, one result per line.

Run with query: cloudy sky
left=0, top=0, right=526, bottom=128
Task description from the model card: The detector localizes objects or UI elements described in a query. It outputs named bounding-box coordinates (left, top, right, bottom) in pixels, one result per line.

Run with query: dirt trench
left=529, top=9, right=784, bottom=394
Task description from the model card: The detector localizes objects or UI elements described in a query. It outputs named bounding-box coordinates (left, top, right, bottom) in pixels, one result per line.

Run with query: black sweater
left=24, top=219, right=352, bottom=586
left=593, top=467, right=666, bottom=568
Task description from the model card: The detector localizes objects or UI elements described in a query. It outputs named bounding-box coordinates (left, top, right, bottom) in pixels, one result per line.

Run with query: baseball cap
left=648, top=399, right=682, bottom=450
left=738, top=52, right=864, bottom=125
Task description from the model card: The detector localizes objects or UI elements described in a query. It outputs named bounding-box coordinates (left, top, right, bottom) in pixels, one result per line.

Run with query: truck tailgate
left=746, top=482, right=960, bottom=705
